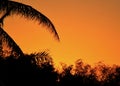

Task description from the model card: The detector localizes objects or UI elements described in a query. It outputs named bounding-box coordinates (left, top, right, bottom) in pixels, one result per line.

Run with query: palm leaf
left=0, top=27, right=24, bottom=58
left=0, top=0, right=60, bottom=41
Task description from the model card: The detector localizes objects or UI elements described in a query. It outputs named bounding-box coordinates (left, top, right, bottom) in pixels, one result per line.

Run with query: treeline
left=0, top=51, right=120, bottom=86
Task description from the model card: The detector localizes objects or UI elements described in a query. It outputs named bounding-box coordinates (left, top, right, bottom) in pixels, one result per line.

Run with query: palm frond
left=0, top=1, right=60, bottom=41
left=0, top=27, right=24, bottom=58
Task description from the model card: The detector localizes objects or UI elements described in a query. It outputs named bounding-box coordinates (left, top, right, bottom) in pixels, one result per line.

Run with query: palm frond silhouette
left=0, top=0, right=59, bottom=57
left=0, top=27, right=24, bottom=58
left=0, top=0, right=59, bottom=40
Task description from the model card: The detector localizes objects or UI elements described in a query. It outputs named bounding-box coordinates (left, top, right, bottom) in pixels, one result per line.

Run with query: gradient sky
left=4, top=0, right=120, bottom=66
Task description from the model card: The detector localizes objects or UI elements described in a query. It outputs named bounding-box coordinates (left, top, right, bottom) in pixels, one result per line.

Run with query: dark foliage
left=0, top=51, right=120, bottom=86
left=0, top=51, right=58, bottom=86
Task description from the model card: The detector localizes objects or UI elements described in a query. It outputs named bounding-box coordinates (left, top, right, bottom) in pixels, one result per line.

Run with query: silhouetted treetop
left=0, top=52, right=120, bottom=86
left=30, top=51, right=54, bottom=68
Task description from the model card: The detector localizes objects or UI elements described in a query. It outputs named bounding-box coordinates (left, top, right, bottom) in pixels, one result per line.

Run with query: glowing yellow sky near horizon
left=3, top=0, right=120, bottom=66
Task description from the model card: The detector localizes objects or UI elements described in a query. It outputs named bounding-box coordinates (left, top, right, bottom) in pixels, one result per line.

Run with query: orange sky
left=3, top=0, right=120, bottom=66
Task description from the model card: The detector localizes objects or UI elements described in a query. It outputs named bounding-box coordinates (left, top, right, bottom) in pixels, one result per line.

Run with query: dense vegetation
left=0, top=51, right=120, bottom=86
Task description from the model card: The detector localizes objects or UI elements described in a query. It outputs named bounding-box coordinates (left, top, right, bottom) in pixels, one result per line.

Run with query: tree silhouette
left=0, top=0, right=59, bottom=57
left=0, top=51, right=59, bottom=86
left=30, top=51, right=58, bottom=86
left=1, top=52, right=120, bottom=86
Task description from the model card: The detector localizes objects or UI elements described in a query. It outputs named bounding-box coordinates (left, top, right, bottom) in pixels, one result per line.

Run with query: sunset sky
left=4, top=0, right=120, bottom=66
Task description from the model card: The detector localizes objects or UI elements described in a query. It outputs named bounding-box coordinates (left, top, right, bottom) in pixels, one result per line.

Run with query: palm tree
left=0, top=0, right=59, bottom=58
